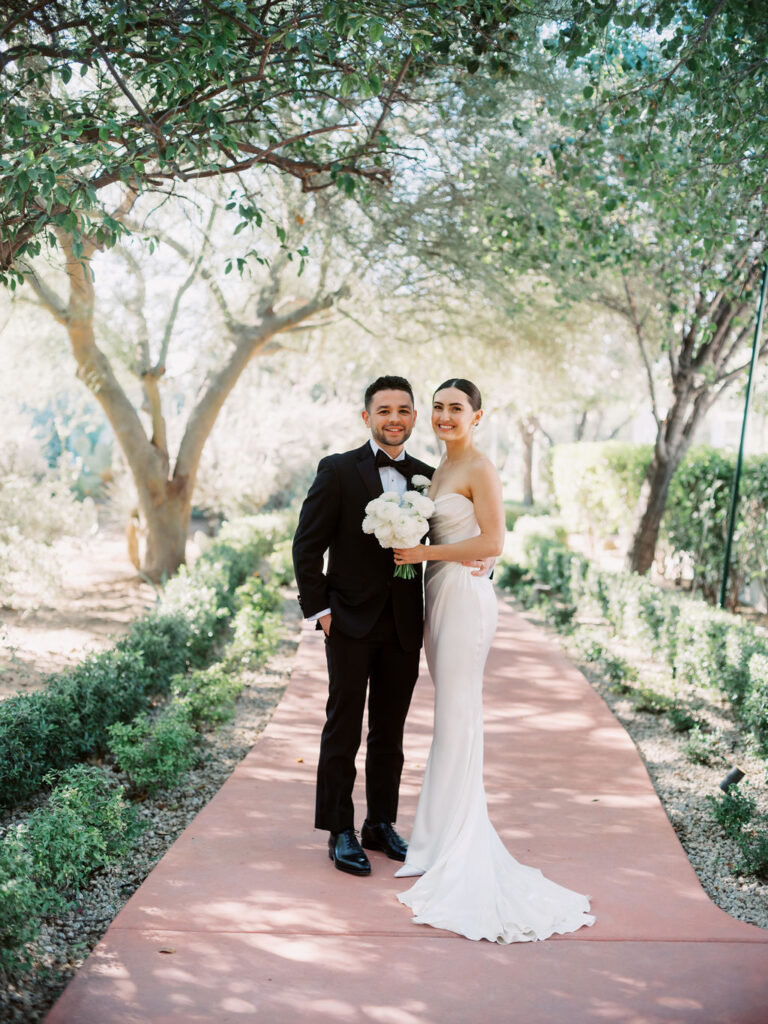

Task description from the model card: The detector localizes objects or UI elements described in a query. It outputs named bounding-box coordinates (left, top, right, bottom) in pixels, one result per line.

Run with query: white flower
left=361, top=488, right=434, bottom=555
left=402, top=491, right=434, bottom=518
left=411, top=474, right=431, bottom=493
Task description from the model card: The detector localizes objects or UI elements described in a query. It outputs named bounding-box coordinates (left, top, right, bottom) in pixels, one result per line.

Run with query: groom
left=293, top=375, right=435, bottom=875
left=293, top=375, right=490, bottom=876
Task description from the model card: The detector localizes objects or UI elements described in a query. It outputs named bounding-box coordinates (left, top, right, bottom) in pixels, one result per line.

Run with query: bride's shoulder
left=469, top=451, right=499, bottom=477
left=467, top=454, right=502, bottom=494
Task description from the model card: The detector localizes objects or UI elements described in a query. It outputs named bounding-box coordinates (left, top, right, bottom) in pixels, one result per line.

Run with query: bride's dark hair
left=433, top=378, right=482, bottom=412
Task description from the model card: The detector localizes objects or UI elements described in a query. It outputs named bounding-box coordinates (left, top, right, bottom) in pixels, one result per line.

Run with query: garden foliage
left=549, top=442, right=768, bottom=607
left=0, top=515, right=287, bottom=808
left=0, top=765, right=139, bottom=971
left=501, top=531, right=768, bottom=759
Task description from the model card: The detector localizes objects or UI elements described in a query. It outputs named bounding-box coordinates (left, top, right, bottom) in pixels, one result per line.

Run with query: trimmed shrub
left=0, top=836, right=41, bottom=971
left=707, top=785, right=757, bottom=839
left=226, top=574, right=282, bottom=668
left=172, top=665, right=244, bottom=729
left=115, top=613, right=193, bottom=693
left=665, top=448, right=768, bottom=605
left=744, top=654, right=768, bottom=755
left=108, top=704, right=199, bottom=795
left=0, top=517, right=285, bottom=809
left=499, top=534, right=768, bottom=754
left=20, top=765, right=140, bottom=893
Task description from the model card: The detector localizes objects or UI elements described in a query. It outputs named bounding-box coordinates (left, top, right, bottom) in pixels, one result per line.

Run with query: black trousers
left=315, top=598, right=421, bottom=833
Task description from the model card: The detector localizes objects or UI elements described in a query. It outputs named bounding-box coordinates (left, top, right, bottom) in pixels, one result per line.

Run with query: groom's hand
left=318, top=613, right=332, bottom=636
left=462, top=556, right=496, bottom=578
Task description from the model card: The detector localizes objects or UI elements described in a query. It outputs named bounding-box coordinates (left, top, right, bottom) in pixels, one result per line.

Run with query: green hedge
left=502, top=536, right=768, bottom=757
left=1, top=765, right=139, bottom=971
left=665, top=447, right=768, bottom=605
left=0, top=515, right=288, bottom=809
left=549, top=442, right=768, bottom=607
left=550, top=441, right=651, bottom=539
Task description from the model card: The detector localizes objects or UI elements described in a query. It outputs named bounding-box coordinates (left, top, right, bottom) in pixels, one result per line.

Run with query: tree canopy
left=0, top=0, right=528, bottom=278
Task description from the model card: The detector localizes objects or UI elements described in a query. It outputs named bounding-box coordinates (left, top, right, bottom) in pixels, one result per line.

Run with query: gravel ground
left=0, top=596, right=302, bottom=1024
left=3, top=591, right=767, bottom=1021
left=512, top=596, right=768, bottom=932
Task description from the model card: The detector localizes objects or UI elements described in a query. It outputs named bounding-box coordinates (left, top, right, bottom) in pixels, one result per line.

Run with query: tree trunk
left=625, top=448, right=683, bottom=575
left=139, top=483, right=192, bottom=582
left=24, top=228, right=336, bottom=584
left=517, top=416, right=536, bottom=506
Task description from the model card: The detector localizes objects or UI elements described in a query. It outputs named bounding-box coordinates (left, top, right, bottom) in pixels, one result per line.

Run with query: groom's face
left=362, top=388, right=416, bottom=454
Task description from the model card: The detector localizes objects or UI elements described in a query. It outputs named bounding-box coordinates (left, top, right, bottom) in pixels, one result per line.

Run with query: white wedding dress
left=395, top=493, right=595, bottom=943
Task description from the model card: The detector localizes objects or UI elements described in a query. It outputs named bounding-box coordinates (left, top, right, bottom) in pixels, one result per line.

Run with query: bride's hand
left=393, top=544, right=426, bottom=566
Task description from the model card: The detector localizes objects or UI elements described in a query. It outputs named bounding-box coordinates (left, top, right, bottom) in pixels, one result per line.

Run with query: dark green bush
left=744, top=654, right=768, bottom=755
left=21, top=765, right=140, bottom=893
left=499, top=533, right=768, bottom=756
left=707, top=785, right=757, bottom=839
left=0, top=836, right=41, bottom=971
left=172, top=664, right=243, bottom=729
left=665, top=448, right=768, bottom=607
left=667, top=705, right=703, bottom=732
left=108, top=704, right=199, bottom=795
left=737, top=828, right=768, bottom=880
left=496, top=561, right=529, bottom=591
left=0, top=518, right=284, bottom=810
left=116, top=612, right=193, bottom=692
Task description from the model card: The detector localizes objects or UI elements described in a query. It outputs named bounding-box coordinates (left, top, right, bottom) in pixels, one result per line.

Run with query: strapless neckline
left=432, top=492, right=473, bottom=505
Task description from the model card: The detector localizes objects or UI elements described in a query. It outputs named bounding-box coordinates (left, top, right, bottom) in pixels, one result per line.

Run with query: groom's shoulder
left=317, top=442, right=370, bottom=471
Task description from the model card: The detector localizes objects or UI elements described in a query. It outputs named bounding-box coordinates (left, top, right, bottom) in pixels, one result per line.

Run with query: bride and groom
left=292, top=374, right=594, bottom=943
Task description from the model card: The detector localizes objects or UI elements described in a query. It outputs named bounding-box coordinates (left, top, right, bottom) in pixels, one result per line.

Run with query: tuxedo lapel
left=356, top=443, right=383, bottom=501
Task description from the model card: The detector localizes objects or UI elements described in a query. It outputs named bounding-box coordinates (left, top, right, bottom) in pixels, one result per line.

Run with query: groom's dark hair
left=364, top=375, right=414, bottom=410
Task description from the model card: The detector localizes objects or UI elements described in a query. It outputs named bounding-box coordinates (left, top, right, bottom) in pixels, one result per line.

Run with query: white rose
left=403, top=492, right=434, bottom=517
left=376, top=525, right=396, bottom=547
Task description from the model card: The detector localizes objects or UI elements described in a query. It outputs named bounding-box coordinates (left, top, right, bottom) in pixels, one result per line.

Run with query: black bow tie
left=375, top=449, right=414, bottom=478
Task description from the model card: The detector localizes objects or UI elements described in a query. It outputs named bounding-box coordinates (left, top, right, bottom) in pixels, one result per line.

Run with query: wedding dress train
left=395, top=493, right=595, bottom=943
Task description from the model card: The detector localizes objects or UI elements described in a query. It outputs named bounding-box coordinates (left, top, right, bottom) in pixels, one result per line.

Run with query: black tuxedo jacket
left=292, top=442, right=434, bottom=652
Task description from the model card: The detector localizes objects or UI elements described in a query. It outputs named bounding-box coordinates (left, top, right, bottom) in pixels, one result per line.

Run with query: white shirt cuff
left=306, top=608, right=331, bottom=623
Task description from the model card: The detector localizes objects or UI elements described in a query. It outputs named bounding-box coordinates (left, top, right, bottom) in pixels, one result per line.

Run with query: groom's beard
left=370, top=423, right=414, bottom=451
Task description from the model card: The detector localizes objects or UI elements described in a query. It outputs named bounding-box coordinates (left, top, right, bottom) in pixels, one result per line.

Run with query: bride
left=393, top=378, right=595, bottom=944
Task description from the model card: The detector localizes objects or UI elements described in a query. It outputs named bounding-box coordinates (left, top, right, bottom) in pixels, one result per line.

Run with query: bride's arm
left=394, top=463, right=505, bottom=565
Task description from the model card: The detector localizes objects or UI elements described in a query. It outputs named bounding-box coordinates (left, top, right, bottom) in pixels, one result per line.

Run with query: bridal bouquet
left=363, top=481, right=434, bottom=579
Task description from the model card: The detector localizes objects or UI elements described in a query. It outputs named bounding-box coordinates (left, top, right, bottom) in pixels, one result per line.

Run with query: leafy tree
left=479, top=2, right=768, bottom=572
left=0, top=0, right=526, bottom=275
left=1, top=0, right=529, bottom=577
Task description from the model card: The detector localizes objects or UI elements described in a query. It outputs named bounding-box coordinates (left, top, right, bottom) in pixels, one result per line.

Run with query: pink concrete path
left=46, top=601, right=768, bottom=1024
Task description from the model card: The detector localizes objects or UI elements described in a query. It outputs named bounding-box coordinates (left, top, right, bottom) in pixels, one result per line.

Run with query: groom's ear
left=362, top=408, right=371, bottom=429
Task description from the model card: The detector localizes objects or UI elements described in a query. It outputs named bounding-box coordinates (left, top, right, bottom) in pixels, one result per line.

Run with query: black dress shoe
left=328, top=829, right=371, bottom=876
left=361, top=820, right=408, bottom=861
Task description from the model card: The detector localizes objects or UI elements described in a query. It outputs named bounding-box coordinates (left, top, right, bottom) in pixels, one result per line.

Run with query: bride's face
left=432, top=387, right=480, bottom=441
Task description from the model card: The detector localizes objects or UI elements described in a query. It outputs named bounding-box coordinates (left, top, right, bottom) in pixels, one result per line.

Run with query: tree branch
left=623, top=276, right=661, bottom=428
left=175, top=289, right=336, bottom=482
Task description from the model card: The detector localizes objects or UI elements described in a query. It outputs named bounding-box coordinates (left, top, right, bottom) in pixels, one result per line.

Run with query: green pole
left=719, top=261, right=768, bottom=609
